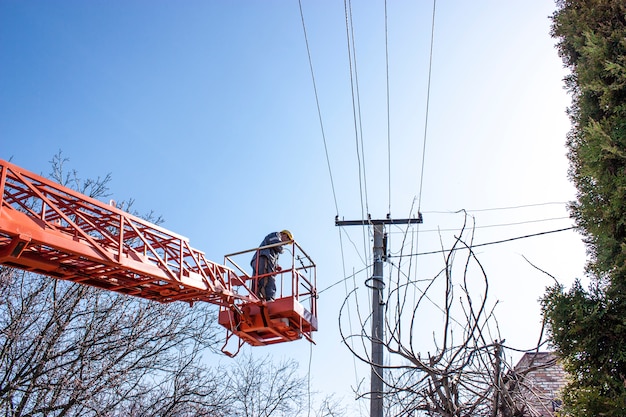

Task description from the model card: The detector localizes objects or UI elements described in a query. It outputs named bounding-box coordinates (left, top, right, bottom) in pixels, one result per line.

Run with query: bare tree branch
left=339, top=212, right=555, bottom=416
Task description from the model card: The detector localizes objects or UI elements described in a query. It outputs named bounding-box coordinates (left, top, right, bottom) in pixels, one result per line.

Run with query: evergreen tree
left=542, top=1, right=626, bottom=415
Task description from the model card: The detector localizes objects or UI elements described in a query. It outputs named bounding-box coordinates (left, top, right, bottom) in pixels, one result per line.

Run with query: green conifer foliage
left=542, top=1, right=626, bottom=415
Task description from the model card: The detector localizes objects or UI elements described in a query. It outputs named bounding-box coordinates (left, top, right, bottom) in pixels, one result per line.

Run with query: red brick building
left=507, top=352, right=567, bottom=417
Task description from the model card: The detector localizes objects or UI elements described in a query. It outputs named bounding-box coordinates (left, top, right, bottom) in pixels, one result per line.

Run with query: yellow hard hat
left=280, top=230, right=293, bottom=240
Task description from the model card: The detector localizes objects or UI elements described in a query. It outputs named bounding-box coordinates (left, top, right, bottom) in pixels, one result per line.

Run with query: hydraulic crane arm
left=0, top=159, right=317, bottom=355
left=0, top=159, right=239, bottom=305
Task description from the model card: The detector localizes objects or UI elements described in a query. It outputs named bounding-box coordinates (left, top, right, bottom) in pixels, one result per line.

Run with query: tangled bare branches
left=339, top=214, right=554, bottom=416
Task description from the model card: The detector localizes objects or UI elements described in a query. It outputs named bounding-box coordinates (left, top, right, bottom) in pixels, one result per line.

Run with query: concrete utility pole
left=370, top=223, right=385, bottom=417
left=335, top=214, right=423, bottom=417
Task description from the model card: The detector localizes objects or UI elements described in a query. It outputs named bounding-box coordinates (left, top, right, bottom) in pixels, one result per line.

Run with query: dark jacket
left=250, top=232, right=284, bottom=271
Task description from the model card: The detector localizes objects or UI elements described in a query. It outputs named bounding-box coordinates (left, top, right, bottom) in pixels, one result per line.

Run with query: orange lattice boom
left=0, top=159, right=317, bottom=354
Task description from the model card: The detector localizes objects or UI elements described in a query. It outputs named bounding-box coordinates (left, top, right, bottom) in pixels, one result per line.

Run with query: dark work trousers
left=253, top=255, right=277, bottom=300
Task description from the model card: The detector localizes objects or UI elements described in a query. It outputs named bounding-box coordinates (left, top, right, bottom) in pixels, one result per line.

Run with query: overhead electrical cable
left=416, top=0, right=437, bottom=214
left=320, top=226, right=575, bottom=294
left=307, top=342, right=313, bottom=417
left=298, top=0, right=339, bottom=216
left=350, top=5, right=370, bottom=221
left=389, top=226, right=576, bottom=258
left=338, top=229, right=363, bottom=392
left=385, top=0, right=392, bottom=215
left=387, top=216, right=572, bottom=236
left=423, top=201, right=571, bottom=214
left=298, top=0, right=363, bottom=390
left=298, top=1, right=359, bottom=406
left=344, top=0, right=372, bottom=273
left=318, top=264, right=370, bottom=295
left=411, top=0, right=437, bottom=317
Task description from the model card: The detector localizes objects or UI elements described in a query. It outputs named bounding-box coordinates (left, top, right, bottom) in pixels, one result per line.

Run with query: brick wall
left=510, top=352, right=567, bottom=417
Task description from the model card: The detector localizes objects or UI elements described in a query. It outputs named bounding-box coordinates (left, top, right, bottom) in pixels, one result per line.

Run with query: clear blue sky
left=1, top=1, right=586, bottom=413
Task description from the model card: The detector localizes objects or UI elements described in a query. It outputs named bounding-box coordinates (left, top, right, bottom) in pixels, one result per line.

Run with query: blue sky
left=1, top=1, right=587, bottom=413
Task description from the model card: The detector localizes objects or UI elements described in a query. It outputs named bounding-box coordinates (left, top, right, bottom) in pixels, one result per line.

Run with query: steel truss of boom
left=0, top=159, right=317, bottom=355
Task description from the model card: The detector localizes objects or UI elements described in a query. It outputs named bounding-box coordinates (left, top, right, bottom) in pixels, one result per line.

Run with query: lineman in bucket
left=251, top=230, right=293, bottom=302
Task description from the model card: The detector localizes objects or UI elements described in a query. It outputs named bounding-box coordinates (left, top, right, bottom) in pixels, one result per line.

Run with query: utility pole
left=335, top=214, right=423, bottom=417
left=370, top=222, right=385, bottom=417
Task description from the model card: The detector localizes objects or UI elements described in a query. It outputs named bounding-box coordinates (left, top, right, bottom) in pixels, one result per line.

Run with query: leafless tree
left=0, top=153, right=345, bottom=417
left=312, top=394, right=347, bottom=417
left=0, top=267, right=349, bottom=417
left=225, top=354, right=298, bottom=417
left=339, top=213, right=554, bottom=416
left=0, top=153, right=226, bottom=415
left=0, top=264, right=231, bottom=416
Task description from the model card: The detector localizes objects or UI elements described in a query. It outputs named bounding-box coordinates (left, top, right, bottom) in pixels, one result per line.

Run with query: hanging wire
left=318, top=227, right=575, bottom=294
left=347, top=0, right=370, bottom=217
left=389, top=227, right=576, bottom=258
left=344, top=0, right=372, bottom=273
left=350, top=7, right=370, bottom=219
left=423, top=201, right=570, bottom=213
left=338, top=229, right=363, bottom=392
left=387, top=216, right=572, bottom=236
left=412, top=0, right=437, bottom=313
left=298, top=0, right=366, bottom=395
left=307, top=341, right=313, bottom=417
left=416, top=0, right=437, bottom=214
left=298, top=2, right=358, bottom=408
left=298, top=0, right=339, bottom=216
left=384, top=0, right=392, bottom=215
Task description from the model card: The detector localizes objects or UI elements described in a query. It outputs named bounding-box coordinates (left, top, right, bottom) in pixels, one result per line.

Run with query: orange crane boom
left=0, top=159, right=317, bottom=356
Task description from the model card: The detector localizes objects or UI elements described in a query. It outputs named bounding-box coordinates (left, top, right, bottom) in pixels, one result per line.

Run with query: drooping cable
left=387, top=216, right=572, bottom=236
left=344, top=0, right=372, bottom=273
left=300, top=0, right=366, bottom=389
left=351, top=25, right=370, bottom=224
left=412, top=0, right=437, bottom=311
left=384, top=0, right=392, bottom=215
left=338, top=228, right=365, bottom=393
left=416, top=0, right=437, bottom=214
left=298, top=0, right=340, bottom=216
left=320, top=226, right=576, bottom=293
left=390, top=227, right=576, bottom=258
left=307, top=341, right=313, bottom=417
left=423, top=201, right=570, bottom=214
left=298, top=2, right=347, bottom=408
left=299, top=0, right=369, bottom=393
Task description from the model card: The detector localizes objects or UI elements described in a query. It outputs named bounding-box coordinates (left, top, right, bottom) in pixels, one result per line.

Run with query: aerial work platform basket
left=0, top=159, right=317, bottom=356
left=219, top=242, right=318, bottom=356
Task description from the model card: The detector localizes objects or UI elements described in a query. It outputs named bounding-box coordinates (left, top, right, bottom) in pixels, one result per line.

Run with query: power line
left=300, top=0, right=372, bottom=395
left=298, top=3, right=356, bottom=411
left=387, top=216, right=572, bottom=235
left=298, top=0, right=339, bottom=216
left=416, top=0, right=437, bottom=214
left=320, top=226, right=576, bottom=294
left=344, top=0, right=367, bottom=214
left=343, top=0, right=372, bottom=275
left=423, top=201, right=570, bottom=214
left=411, top=0, right=437, bottom=312
left=388, top=226, right=576, bottom=258
left=384, top=0, right=391, bottom=215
